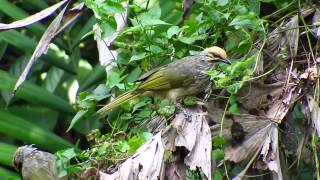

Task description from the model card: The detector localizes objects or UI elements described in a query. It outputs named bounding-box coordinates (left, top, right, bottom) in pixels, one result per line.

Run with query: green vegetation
left=0, top=0, right=319, bottom=179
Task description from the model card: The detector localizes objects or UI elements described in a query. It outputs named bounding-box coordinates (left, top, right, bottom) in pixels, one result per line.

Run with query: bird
left=97, top=46, right=230, bottom=114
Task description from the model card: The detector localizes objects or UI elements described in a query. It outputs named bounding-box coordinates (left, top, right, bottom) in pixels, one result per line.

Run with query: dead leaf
left=306, top=95, right=320, bottom=135
left=260, top=125, right=282, bottom=180
left=312, top=9, right=320, bottom=37
left=102, top=132, right=165, bottom=180
left=0, top=0, right=69, bottom=31
left=55, top=3, right=85, bottom=35
left=236, top=82, right=284, bottom=114
left=175, top=111, right=211, bottom=178
left=13, top=4, right=69, bottom=93
left=163, top=107, right=212, bottom=179
left=265, top=85, right=299, bottom=123
left=165, top=148, right=187, bottom=180
left=208, top=108, right=274, bottom=163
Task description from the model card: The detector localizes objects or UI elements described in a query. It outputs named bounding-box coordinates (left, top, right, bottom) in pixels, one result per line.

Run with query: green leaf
left=167, top=26, right=180, bottom=38
left=56, top=148, right=81, bottom=177
left=0, top=70, right=74, bottom=114
left=85, top=84, right=111, bottom=101
left=67, top=110, right=88, bottom=132
left=107, top=69, right=125, bottom=88
left=128, top=132, right=152, bottom=155
left=127, top=66, right=142, bottom=83
left=217, top=0, right=228, bottom=6
left=130, top=52, right=147, bottom=62
left=100, top=18, right=117, bottom=38
left=0, top=167, right=19, bottom=180
left=141, top=18, right=170, bottom=26
left=213, top=169, right=223, bottom=180
left=211, top=149, right=224, bottom=160
left=115, top=140, right=129, bottom=153
left=0, top=142, right=17, bottom=167
left=103, top=1, right=125, bottom=14
left=9, top=106, right=58, bottom=131
left=229, top=12, right=262, bottom=31
left=0, top=111, right=73, bottom=151
left=183, top=96, right=197, bottom=106
left=134, top=108, right=152, bottom=121
left=179, top=34, right=207, bottom=44
left=213, top=135, right=225, bottom=147
left=259, top=0, right=274, bottom=2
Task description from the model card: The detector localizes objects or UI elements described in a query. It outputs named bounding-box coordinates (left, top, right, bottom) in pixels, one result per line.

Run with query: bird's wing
left=137, top=67, right=162, bottom=82
left=137, top=58, right=195, bottom=91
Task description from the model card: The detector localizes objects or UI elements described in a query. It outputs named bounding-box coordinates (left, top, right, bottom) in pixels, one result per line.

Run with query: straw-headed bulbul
left=97, top=46, right=230, bottom=114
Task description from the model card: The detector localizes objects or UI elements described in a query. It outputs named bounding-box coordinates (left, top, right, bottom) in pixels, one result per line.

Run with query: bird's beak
left=221, top=58, right=231, bottom=64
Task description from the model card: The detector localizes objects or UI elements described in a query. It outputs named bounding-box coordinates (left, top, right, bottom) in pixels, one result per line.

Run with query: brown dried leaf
left=265, top=85, right=299, bottom=123
left=306, top=95, right=320, bottom=135
left=165, top=148, right=187, bottom=180
left=163, top=107, right=212, bottom=179
left=13, top=4, right=69, bottom=93
left=102, top=132, right=165, bottom=180
left=236, top=82, right=284, bottom=113
left=283, top=15, right=299, bottom=57
left=266, top=15, right=299, bottom=58
left=55, top=3, right=85, bottom=35
left=208, top=109, right=273, bottom=163
left=260, top=126, right=282, bottom=179
left=312, top=9, right=320, bottom=37
left=177, top=112, right=211, bottom=178
left=0, top=0, right=69, bottom=31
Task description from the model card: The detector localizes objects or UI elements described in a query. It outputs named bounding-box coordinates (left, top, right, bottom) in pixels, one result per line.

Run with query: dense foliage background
left=0, top=0, right=319, bottom=179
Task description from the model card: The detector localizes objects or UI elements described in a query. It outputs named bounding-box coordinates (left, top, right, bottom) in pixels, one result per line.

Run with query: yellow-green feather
left=97, top=90, right=140, bottom=114
left=138, top=72, right=171, bottom=90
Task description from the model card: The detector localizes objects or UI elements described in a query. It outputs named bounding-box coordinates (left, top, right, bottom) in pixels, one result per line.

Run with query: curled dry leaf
left=260, top=125, right=282, bottom=180
left=265, top=85, right=299, bottom=123
left=13, top=4, right=69, bottom=93
left=208, top=107, right=283, bottom=179
left=101, top=132, right=165, bottom=180
left=55, top=2, right=85, bottom=35
left=101, top=106, right=212, bottom=180
left=283, top=15, right=299, bottom=57
left=266, top=15, right=299, bottom=58
left=236, top=82, right=284, bottom=114
left=306, top=95, right=320, bottom=135
left=170, top=110, right=212, bottom=178
left=208, top=107, right=273, bottom=163
left=0, top=0, right=69, bottom=31
left=312, top=9, right=320, bottom=37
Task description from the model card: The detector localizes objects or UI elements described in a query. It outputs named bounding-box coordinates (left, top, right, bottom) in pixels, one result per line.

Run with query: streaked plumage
left=97, top=46, right=230, bottom=114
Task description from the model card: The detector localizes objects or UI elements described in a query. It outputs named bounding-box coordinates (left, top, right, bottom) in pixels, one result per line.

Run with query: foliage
left=0, top=0, right=318, bottom=179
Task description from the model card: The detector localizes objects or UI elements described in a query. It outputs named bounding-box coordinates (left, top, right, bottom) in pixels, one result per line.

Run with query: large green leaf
left=0, top=111, right=73, bottom=151
left=0, top=70, right=74, bottom=114
left=0, top=30, right=75, bottom=74
left=0, top=142, right=16, bottom=167
left=0, top=167, right=20, bottom=180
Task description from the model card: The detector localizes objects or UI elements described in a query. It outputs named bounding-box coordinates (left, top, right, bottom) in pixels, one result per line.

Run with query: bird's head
left=203, top=46, right=231, bottom=64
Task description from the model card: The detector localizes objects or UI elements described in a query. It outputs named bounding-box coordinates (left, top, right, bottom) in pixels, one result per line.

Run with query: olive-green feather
left=137, top=71, right=172, bottom=90
left=97, top=90, right=140, bottom=114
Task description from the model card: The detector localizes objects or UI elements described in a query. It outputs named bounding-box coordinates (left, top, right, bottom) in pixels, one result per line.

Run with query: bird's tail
left=97, top=90, right=140, bottom=114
